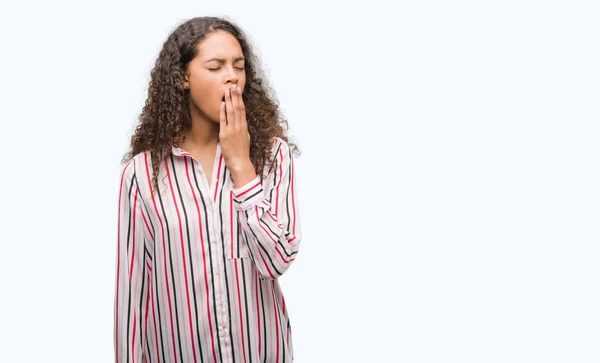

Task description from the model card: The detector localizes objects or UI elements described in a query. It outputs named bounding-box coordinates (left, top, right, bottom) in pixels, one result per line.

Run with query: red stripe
left=233, top=181, right=260, bottom=198
left=183, top=158, right=218, bottom=362
left=272, top=288, right=280, bottom=363
left=165, top=160, right=198, bottom=363
left=230, top=191, right=234, bottom=258
left=257, top=248, right=275, bottom=279
left=254, top=206, right=277, bottom=243
left=275, top=147, right=283, bottom=217
left=132, top=313, right=137, bottom=362
left=290, top=154, right=297, bottom=234
left=150, top=276, right=161, bottom=362
left=144, top=274, right=151, bottom=360
left=243, top=211, right=275, bottom=278
left=129, top=188, right=139, bottom=280
left=116, top=158, right=134, bottom=363
left=234, top=261, right=248, bottom=363
left=141, top=211, right=154, bottom=240
left=144, top=153, right=178, bottom=363
left=255, top=273, right=261, bottom=355
left=254, top=206, right=294, bottom=264
left=213, top=154, right=223, bottom=203
left=266, top=209, right=278, bottom=223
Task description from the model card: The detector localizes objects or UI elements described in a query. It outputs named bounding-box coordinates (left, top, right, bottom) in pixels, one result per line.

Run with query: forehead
left=197, top=30, right=243, bottom=59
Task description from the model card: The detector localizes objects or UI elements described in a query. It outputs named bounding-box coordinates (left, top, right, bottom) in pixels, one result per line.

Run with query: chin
left=196, top=107, right=221, bottom=124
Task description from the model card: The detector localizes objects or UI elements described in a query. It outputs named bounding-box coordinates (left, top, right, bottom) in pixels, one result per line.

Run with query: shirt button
left=219, top=330, right=226, bottom=337
left=219, top=301, right=224, bottom=306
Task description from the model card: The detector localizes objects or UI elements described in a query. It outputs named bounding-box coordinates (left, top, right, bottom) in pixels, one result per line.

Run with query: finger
left=231, top=86, right=240, bottom=128
left=225, top=87, right=235, bottom=128
left=236, top=86, right=248, bottom=131
left=219, top=101, right=227, bottom=128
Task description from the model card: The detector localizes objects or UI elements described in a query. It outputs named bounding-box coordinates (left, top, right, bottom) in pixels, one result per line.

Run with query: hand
left=220, top=85, right=257, bottom=186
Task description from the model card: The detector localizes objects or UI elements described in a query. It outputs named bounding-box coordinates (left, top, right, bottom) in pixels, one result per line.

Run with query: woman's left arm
left=232, top=140, right=302, bottom=280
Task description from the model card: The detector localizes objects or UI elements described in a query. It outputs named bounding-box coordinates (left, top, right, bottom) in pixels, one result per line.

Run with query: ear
left=183, top=72, right=191, bottom=89
left=183, top=73, right=189, bottom=89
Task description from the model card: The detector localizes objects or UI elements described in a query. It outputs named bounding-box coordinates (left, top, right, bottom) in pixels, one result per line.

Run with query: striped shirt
left=114, top=137, right=301, bottom=363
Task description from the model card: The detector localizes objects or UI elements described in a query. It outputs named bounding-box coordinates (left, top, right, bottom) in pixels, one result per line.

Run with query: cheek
left=189, top=72, right=218, bottom=96
left=190, top=85, right=208, bottom=103
left=189, top=82, right=217, bottom=106
left=187, top=83, right=222, bottom=119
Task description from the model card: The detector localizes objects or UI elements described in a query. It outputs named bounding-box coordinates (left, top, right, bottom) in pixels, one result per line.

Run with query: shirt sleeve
left=114, top=159, right=152, bottom=362
left=232, top=140, right=302, bottom=280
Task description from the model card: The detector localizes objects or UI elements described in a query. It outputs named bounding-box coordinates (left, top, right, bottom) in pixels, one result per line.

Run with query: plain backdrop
left=0, top=1, right=599, bottom=362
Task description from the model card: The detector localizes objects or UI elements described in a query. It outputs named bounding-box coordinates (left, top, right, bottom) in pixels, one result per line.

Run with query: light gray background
left=0, top=1, right=598, bottom=362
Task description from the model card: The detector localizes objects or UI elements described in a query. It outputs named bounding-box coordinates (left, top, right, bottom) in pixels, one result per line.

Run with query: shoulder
left=270, top=136, right=292, bottom=158
left=120, top=151, right=151, bottom=180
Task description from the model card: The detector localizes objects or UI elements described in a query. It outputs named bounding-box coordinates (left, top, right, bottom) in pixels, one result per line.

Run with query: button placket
left=218, top=311, right=228, bottom=338
left=208, top=201, right=229, bottom=341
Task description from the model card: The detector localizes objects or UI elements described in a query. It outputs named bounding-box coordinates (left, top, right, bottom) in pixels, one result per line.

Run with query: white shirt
left=114, top=137, right=302, bottom=363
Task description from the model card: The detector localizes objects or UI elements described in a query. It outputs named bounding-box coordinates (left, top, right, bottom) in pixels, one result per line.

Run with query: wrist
left=229, top=160, right=257, bottom=188
left=228, top=158, right=254, bottom=174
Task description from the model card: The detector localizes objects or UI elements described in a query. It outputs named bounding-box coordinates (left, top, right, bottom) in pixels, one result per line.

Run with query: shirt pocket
left=225, top=210, right=251, bottom=260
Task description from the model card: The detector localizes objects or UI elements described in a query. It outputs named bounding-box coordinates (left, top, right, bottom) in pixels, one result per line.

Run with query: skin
left=180, top=30, right=257, bottom=189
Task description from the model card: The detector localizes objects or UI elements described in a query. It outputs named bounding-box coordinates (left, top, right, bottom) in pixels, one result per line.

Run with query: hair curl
left=122, top=16, right=299, bottom=195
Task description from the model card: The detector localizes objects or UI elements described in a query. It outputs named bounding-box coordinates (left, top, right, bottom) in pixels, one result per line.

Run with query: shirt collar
left=171, top=145, right=190, bottom=157
left=171, top=143, right=221, bottom=157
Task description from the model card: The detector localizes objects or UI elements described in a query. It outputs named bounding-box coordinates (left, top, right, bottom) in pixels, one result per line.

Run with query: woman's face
left=184, top=30, right=246, bottom=123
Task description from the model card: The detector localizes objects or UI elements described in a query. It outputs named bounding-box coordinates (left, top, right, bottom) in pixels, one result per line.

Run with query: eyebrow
left=204, top=57, right=245, bottom=64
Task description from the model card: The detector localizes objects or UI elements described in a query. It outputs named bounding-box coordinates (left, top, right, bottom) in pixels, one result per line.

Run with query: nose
left=225, top=68, right=239, bottom=85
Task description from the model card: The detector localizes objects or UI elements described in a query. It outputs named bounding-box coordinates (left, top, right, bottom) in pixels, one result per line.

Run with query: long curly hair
left=122, top=16, right=299, bottom=195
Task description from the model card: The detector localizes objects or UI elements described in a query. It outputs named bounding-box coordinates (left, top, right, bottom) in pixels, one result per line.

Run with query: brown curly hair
left=122, top=16, right=299, bottom=195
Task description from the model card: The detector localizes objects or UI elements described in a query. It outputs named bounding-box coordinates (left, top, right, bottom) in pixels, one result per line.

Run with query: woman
left=115, top=16, right=302, bottom=363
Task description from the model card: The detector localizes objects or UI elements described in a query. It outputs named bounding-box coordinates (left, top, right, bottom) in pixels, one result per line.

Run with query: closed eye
left=208, top=67, right=245, bottom=71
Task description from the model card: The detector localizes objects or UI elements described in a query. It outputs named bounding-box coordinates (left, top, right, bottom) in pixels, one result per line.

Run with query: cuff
left=232, top=176, right=265, bottom=211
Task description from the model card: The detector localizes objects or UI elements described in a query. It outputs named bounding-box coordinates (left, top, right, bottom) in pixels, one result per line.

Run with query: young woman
left=115, top=16, right=302, bottom=363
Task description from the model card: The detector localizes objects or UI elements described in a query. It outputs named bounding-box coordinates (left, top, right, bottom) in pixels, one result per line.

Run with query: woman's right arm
left=114, top=159, right=152, bottom=362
